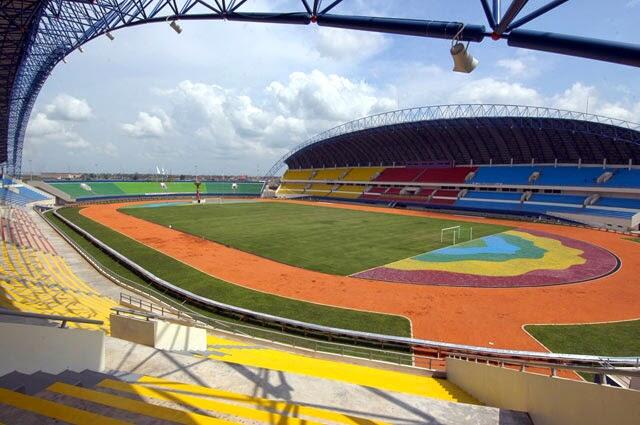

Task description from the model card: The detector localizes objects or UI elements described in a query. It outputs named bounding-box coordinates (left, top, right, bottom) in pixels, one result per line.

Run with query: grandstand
left=45, top=180, right=264, bottom=201
left=0, top=206, right=115, bottom=331
left=272, top=105, right=640, bottom=231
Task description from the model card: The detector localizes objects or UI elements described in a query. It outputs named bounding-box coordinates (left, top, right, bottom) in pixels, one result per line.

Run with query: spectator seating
left=595, top=197, right=640, bottom=209
left=535, top=166, right=605, bottom=187
left=342, top=167, right=385, bottom=182
left=306, top=184, right=334, bottom=196
left=330, top=185, right=366, bottom=198
left=465, top=191, right=523, bottom=201
left=276, top=183, right=305, bottom=195
left=602, top=168, right=640, bottom=188
left=528, top=194, right=587, bottom=205
left=282, top=168, right=313, bottom=180
left=415, top=167, right=477, bottom=183
left=470, top=166, right=536, bottom=185
left=374, top=167, right=425, bottom=182
left=0, top=186, right=49, bottom=207
left=0, top=207, right=115, bottom=333
left=312, top=168, right=348, bottom=180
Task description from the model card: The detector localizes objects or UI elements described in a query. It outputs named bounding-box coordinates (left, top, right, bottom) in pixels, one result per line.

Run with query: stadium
left=1, top=2, right=640, bottom=425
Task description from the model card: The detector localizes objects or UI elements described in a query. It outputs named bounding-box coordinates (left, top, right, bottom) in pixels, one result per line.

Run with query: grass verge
left=525, top=321, right=640, bottom=357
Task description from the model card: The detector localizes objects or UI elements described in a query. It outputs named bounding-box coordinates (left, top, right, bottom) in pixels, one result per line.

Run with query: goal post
left=440, top=225, right=461, bottom=245
left=440, top=225, right=474, bottom=245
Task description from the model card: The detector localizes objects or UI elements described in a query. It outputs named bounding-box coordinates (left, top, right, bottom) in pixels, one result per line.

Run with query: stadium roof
left=272, top=104, right=640, bottom=174
left=2, top=1, right=640, bottom=175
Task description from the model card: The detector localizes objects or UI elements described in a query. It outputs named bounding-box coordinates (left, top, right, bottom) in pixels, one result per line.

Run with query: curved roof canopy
left=276, top=104, right=640, bottom=172
left=2, top=1, right=640, bottom=174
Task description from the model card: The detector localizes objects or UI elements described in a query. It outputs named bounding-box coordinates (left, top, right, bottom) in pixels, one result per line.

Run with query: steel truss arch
left=266, top=103, right=640, bottom=176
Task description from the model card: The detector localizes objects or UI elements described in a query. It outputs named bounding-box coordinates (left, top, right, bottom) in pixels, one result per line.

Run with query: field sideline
left=121, top=201, right=511, bottom=276
left=75, top=199, right=640, bottom=354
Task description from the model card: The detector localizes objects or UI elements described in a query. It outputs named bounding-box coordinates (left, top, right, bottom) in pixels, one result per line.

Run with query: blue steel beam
left=508, top=29, right=640, bottom=68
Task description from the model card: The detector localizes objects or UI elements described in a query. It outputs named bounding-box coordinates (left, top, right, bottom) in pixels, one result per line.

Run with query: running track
left=81, top=200, right=640, bottom=352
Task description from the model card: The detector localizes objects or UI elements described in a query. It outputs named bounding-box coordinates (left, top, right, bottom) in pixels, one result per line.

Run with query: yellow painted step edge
left=0, top=387, right=129, bottom=425
left=99, top=379, right=328, bottom=425
left=134, top=375, right=392, bottom=425
left=48, top=382, right=235, bottom=425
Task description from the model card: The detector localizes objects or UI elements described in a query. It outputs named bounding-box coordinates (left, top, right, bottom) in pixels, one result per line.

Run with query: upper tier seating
left=312, top=168, right=348, bottom=180
left=595, top=197, right=640, bottom=209
left=528, top=194, right=587, bottom=205
left=282, top=168, right=313, bottom=180
left=374, top=167, right=425, bottom=182
left=602, top=168, right=640, bottom=188
left=465, top=191, right=522, bottom=201
left=470, top=166, right=536, bottom=185
left=342, top=167, right=385, bottom=182
left=415, top=167, right=477, bottom=183
left=535, top=166, right=606, bottom=187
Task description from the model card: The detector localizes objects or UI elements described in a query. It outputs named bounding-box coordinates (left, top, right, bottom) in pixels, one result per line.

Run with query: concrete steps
left=2, top=369, right=440, bottom=424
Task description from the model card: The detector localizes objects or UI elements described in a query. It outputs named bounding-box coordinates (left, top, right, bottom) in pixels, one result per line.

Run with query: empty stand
left=535, top=166, right=605, bottom=187
left=282, top=168, right=314, bottom=180
left=374, top=167, right=425, bottom=182
left=470, top=166, right=536, bottom=185
left=528, top=194, right=587, bottom=205
left=0, top=206, right=114, bottom=333
left=342, top=167, right=384, bottom=182
left=415, top=167, right=477, bottom=183
left=311, top=168, right=348, bottom=180
left=602, top=168, right=640, bottom=188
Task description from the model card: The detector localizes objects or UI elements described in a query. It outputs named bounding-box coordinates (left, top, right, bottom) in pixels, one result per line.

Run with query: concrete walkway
left=105, top=337, right=531, bottom=425
left=28, top=208, right=137, bottom=302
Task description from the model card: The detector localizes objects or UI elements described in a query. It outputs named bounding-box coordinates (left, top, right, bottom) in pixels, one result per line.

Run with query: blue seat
left=464, top=191, right=522, bottom=201
left=470, top=166, right=537, bottom=185
left=595, top=197, right=640, bottom=209
left=602, top=169, right=640, bottom=188
left=528, top=194, right=586, bottom=205
left=535, top=166, right=605, bottom=187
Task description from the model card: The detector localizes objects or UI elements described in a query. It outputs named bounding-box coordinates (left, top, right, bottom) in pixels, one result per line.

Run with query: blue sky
left=22, top=0, right=640, bottom=175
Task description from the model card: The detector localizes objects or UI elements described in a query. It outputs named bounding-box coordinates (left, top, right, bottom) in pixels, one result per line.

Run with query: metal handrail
left=50, top=207, right=640, bottom=371
left=0, top=308, right=104, bottom=328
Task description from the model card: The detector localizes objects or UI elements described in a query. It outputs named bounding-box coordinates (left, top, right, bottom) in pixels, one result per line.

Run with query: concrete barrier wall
left=110, top=314, right=155, bottom=347
left=447, top=358, right=640, bottom=425
left=110, top=314, right=206, bottom=352
left=155, top=321, right=207, bottom=351
left=0, top=322, right=105, bottom=375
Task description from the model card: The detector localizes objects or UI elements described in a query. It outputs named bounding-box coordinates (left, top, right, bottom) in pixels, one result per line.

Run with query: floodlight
left=450, top=24, right=478, bottom=73
left=62, top=57, right=67, bottom=64
left=78, top=46, right=84, bottom=53
left=450, top=42, right=478, bottom=73
left=106, top=31, right=114, bottom=40
left=169, top=20, right=182, bottom=34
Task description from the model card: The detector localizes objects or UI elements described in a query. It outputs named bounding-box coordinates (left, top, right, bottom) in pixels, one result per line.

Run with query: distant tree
left=179, top=174, right=185, bottom=181
left=133, top=173, right=139, bottom=181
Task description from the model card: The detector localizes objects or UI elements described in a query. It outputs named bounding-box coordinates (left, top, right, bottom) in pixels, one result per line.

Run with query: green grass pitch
left=122, top=201, right=512, bottom=275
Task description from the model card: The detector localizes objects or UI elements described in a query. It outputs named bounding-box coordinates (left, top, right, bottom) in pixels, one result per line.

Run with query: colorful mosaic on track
left=353, top=229, right=618, bottom=288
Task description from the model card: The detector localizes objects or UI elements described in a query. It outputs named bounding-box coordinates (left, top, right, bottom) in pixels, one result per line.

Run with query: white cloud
left=44, top=94, right=92, bottom=121
left=497, top=58, right=527, bottom=76
left=267, top=70, right=396, bottom=123
left=121, top=111, right=171, bottom=138
left=25, top=113, right=90, bottom=149
left=315, top=28, right=389, bottom=61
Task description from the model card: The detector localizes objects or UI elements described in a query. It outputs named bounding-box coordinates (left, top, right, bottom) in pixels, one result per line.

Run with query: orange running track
left=81, top=200, right=640, bottom=352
